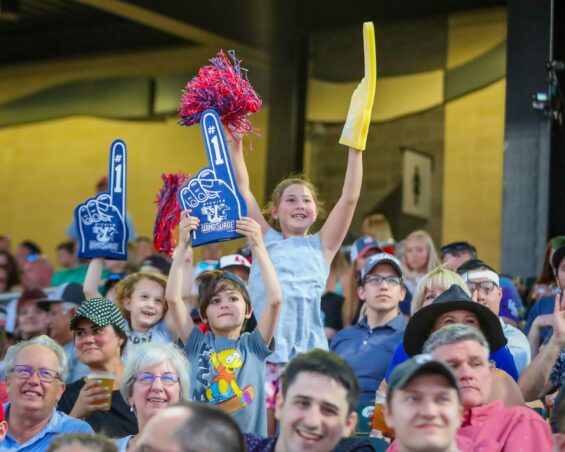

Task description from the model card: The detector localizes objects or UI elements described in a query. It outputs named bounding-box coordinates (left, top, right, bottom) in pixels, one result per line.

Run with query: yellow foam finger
left=339, top=22, right=377, bottom=151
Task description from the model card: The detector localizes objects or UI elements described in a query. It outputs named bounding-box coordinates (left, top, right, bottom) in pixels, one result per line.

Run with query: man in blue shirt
left=330, top=253, right=407, bottom=401
left=0, top=335, right=92, bottom=451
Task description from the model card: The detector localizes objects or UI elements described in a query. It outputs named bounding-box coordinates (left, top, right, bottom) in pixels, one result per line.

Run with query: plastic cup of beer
left=86, top=372, right=115, bottom=411
left=371, top=390, right=394, bottom=438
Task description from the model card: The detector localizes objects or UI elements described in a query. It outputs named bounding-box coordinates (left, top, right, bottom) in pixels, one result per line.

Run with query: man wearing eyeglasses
left=331, top=253, right=407, bottom=401
left=457, top=260, right=530, bottom=375
left=0, top=335, right=92, bottom=451
left=37, top=283, right=89, bottom=384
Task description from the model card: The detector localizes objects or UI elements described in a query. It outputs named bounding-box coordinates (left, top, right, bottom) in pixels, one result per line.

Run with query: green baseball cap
left=387, top=354, right=459, bottom=403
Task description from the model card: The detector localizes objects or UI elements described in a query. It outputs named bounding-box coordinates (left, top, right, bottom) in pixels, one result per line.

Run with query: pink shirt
left=457, top=400, right=553, bottom=452
left=386, top=401, right=552, bottom=452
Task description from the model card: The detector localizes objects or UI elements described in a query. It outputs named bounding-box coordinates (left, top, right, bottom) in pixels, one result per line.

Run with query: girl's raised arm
left=236, top=217, right=282, bottom=344
left=225, top=129, right=270, bottom=234
left=83, top=257, right=104, bottom=299
left=165, top=210, right=198, bottom=343
left=319, top=148, right=363, bottom=263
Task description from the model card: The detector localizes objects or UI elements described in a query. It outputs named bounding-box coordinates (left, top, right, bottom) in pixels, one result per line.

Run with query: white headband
left=461, top=270, right=500, bottom=286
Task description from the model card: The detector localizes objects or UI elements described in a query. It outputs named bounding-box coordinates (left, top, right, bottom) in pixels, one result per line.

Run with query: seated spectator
left=133, top=237, right=155, bottom=267
left=117, top=343, right=191, bottom=451
left=139, top=254, right=171, bottom=276
left=58, top=298, right=137, bottom=438
left=55, top=241, right=79, bottom=270
left=424, top=325, right=552, bottom=450
left=0, top=263, right=19, bottom=294
left=0, top=335, right=92, bottom=450
left=529, top=236, right=564, bottom=305
left=457, top=259, right=530, bottom=374
left=401, top=230, right=439, bottom=295
left=16, top=240, right=42, bottom=271
left=0, top=235, right=10, bottom=253
left=385, top=355, right=470, bottom=452
left=440, top=241, right=477, bottom=271
left=21, top=255, right=53, bottom=290
left=518, top=290, right=565, bottom=431
left=342, top=236, right=383, bottom=327
left=137, top=401, right=246, bottom=452
left=218, top=254, right=251, bottom=286
left=402, top=285, right=519, bottom=382
left=37, top=283, right=89, bottom=383
left=331, top=253, right=406, bottom=401
left=525, top=243, right=565, bottom=352
left=51, top=241, right=104, bottom=287
left=15, top=288, right=49, bottom=340
left=47, top=432, right=117, bottom=452
left=245, top=349, right=359, bottom=452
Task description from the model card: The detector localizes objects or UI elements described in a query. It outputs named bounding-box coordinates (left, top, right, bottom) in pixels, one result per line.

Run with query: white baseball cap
left=219, top=254, right=251, bottom=270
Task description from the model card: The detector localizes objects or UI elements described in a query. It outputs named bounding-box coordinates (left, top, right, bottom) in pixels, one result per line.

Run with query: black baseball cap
left=387, top=354, right=459, bottom=404
left=37, top=283, right=85, bottom=311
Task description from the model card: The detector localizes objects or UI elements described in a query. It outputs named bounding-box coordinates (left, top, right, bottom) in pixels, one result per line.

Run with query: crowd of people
left=0, top=130, right=564, bottom=451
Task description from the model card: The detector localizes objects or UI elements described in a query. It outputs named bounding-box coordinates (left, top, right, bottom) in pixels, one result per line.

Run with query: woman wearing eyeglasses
left=57, top=297, right=137, bottom=438
left=116, top=342, right=190, bottom=452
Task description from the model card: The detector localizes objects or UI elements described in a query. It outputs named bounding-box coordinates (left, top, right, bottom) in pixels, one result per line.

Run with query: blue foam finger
left=109, top=140, right=127, bottom=214
left=177, top=110, right=247, bottom=247
left=74, top=139, right=129, bottom=260
left=201, top=110, right=232, bottom=185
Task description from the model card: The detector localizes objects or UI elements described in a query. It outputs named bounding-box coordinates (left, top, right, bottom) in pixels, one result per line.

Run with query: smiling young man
left=423, top=325, right=552, bottom=451
left=0, top=336, right=92, bottom=451
left=384, top=355, right=467, bottom=452
left=331, top=253, right=407, bottom=401
left=245, top=349, right=361, bottom=452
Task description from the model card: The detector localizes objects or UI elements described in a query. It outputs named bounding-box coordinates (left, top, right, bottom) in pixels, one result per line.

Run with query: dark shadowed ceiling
left=0, top=0, right=506, bottom=66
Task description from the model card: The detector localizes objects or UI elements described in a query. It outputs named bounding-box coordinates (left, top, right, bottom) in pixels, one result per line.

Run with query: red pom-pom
left=153, top=173, right=189, bottom=256
left=178, top=50, right=261, bottom=135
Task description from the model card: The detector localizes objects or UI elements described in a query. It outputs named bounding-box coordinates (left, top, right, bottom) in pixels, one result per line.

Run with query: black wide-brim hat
left=404, top=284, right=507, bottom=356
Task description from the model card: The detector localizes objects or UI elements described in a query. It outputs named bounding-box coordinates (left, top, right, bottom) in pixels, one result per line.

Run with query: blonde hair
left=361, top=214, right=394, bottom=244
left=411, top=266, right=471, bottom=315
left=402, top=230, right=440, bottom=274
left=114, top=272, right=168, bottom=323
left=265, top=175, right=325, bottom=231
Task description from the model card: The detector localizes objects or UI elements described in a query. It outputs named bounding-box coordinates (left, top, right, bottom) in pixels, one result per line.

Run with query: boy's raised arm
left=236, top=217, right=282, bottom=344
left=165, top=210, right=198, bottom=343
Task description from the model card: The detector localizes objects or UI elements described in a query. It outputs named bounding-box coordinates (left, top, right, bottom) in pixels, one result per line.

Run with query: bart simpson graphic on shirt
left=206, top=348, right=254, bottom=413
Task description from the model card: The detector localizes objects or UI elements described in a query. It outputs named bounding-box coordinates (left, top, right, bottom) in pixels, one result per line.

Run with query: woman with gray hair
left=116, top=342, right=190, bottom=452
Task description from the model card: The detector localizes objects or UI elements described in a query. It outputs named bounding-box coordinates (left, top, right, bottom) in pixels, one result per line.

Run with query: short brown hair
left=197, top=270, right=251, bottom=323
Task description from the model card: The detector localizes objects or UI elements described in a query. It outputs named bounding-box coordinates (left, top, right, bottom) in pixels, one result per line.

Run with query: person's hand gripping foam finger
left=339, top=22, right=377, bottom=151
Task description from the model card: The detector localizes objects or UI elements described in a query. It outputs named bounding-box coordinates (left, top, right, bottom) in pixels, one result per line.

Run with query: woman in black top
left=58, top=297, right=137, bottom=438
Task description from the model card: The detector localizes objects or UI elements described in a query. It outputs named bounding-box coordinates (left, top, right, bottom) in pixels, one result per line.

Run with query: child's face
left=273, top=184, right=318, bottom=236
left=124, top=278, right=165, bottom=330
left=405, top=238, right=429, bottom=272
left=204, top=288, right=251, bottom=333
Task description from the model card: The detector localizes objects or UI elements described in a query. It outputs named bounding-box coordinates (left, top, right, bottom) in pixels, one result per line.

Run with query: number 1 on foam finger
left=210, top=135, right=225, bottom=166
left=113, top=164, right=123, bottom=193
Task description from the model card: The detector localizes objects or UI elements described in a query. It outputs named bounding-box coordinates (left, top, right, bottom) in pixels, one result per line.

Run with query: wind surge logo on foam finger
left=178, top=109, right=247, bottom=247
